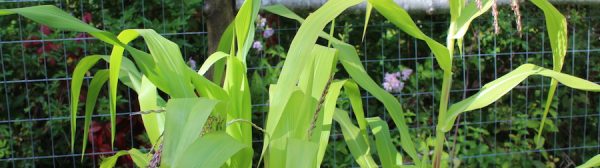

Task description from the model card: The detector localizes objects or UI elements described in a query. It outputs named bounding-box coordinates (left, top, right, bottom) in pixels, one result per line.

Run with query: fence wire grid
left=0, top=0, right=599, bottom=167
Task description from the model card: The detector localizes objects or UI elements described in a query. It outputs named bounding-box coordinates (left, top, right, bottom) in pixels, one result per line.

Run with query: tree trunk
left=203, top=0, right=235, bottom=80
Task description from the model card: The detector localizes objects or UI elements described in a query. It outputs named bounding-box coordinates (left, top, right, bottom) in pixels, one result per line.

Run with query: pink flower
left=82, top=12, right=92, bottom=23
left=252, top=41, right=263, bottom=51
left=40, top=25, right=52, bottom=36
left=382, top=72, right=405, bottom=92
left=401, top=68, right=413, bottom=80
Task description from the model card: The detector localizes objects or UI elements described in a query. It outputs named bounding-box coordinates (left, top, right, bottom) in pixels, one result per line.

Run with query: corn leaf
left=334, top=42, right=420, bottom=166
left=235, top=0, right=261, bottom=62
left=69, top=55, right=103, bottom=151
left=138, top=76, right=165, bottom=146
left=99, top=148, right=149, bottom=168
left=173, top=132, right=247, bottom=168
left=362, top=2, right=373, bottom=42
left=162, top=98, right=219, bottom=166
left=224, top=55, right=254, bottom=167
left=368, top=0, right=451, bottom=72
left=313, top=80, right=346, bottom=165
left=529, top=0, right=568, bottom=148
left=81, top=70, right=109, bottom=159
left=265, top=88, right=304, bottom=167
left=128, top=148, right=150, bottom=167
left=263, top=4, right=305, bottom=22
left=266, top=0, right=362, bottom=136
left=0, top=5, right=121, bottom=45
left=367, top=117, right=402, bottom=168
left=452, top=0, right=494, bottom=39
left=263, top=0, right=363, bottom=163
left=344, top=81, right=368, bottom=137
left=285, top=139, right=318, bottom=168
left=442, top=64, right=600, bottom=131
left=334, top=109, right=377, bottom=168
left=198, top=51, right=229, bottom=75
left=577, top=154, right=600, bottom=168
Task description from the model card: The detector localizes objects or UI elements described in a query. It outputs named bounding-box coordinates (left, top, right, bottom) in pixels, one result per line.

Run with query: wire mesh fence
left=0, top=0, right=599, bottom=167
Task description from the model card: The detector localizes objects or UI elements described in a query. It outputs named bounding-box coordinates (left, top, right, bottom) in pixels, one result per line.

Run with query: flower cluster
left=382, top=68, right=413, bottom=93
left=252, top=15, right=275, bottom=51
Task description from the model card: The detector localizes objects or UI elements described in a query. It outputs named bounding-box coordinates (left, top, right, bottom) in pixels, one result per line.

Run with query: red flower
left=75, top=33, right=90, bottom=42
left=36, top=42, right=61, bottom=55
left=83, top=12, right=92, bottom=23
left=40, top=25, right=52, bottom=36
left=23, top=36, right=41, bottom=48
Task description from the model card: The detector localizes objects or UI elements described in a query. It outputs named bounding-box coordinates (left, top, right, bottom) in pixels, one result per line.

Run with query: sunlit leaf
left=174, top=132, right=247, bottom=168
left=367, top=117, right=402, bottom=168
left=334, top=109, right=377, bottom=168
left=577, top=154, right=600, bottom=168
left=69, top=55, right=103, bottom=152
left=198, top=51, right=229, bottom=75
left=162, top=98, right=219, bottom=166
left=368, top=0, right=451, bottom=72
left=442, top=64, right=600, bottom=131
left=529, top=0, right=568, bottom=148
left=99, top=149, right=150, bottom=168
left=81, top=70, right=109, bottom=159
left=285, top=139, right=318, bottom=168
left=334, top=42, right=420, bottom=166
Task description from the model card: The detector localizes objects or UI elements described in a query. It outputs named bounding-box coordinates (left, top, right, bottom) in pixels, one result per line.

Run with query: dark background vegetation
left=0, top=0, right=599, bottom=167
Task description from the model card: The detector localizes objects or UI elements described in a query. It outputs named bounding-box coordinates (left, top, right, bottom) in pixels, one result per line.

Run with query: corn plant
left=2, top=0, right=600, bottom=167
left=263, top=0, right=600, bottom=167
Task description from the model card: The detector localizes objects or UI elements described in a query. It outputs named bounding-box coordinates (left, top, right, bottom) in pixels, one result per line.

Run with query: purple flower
left=401, top=68, right=413, bottom=80
left=252, top=41, right=263, bottom=51
left=382, top=72, right=404, bottom=92
left=263, top=27, right=274, bottom=38
left=257, top=15, right=267, bottom=29
left=187, top=58, right=197, bottom=70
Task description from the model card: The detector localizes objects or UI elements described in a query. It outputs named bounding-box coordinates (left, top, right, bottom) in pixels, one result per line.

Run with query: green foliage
left=1, top=0, right=599, bottom=168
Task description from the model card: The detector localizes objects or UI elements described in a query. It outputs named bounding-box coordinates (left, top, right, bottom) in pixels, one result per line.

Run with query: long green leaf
left=69, top=55, right=103, bottom=152
left=198, top=51, right=229, bottom=75
left=367, top=117, right=402, bottom=168
left=224, top=55, right=254, bottom=167
left=234, top=0, right=261, bottom=63
left=529, top=0, right=568, bottom=148
left=314, top=80, right=345, bottom=165
left=452, top=0, right=494, bottom=39
left=577, top=154, right=600, bottom=168
left=334, top=42, right=421, bottom=166
left=442, top=64, right=600, bottom=131
left=128, top=148, right=150, bottom=167
left=81, top=70, right=109, bottom=159
left=137, top=76, right=165, bottom=146
left=99, top=148, right=150, bottom=168
left=334, top=109, right=377, bottom=168
left=162, top=98, right=219, bottom=167
left=266, top=0, right=362, bottom=134
left=285, top=139, right=318, bottom=168
left=0, top=5, right=121, bottom=45
left=362, top=2, right=373, bottom=42
left=263, top=1, right=363, bottom=164
left=99, top=150, right=129, bottom=168
left=173, top=132, right=247, bottom=168
left=368, top=0, right=451, bottom=72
